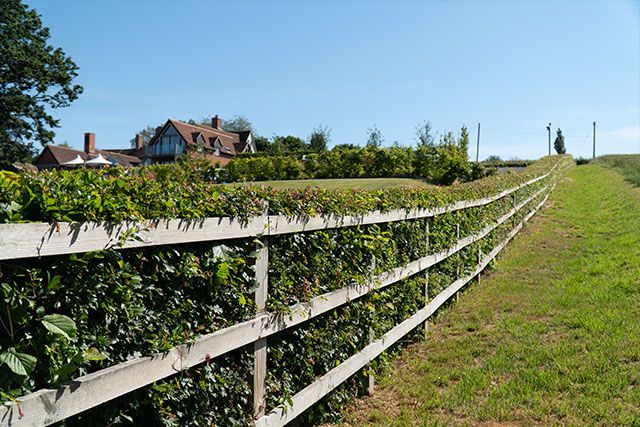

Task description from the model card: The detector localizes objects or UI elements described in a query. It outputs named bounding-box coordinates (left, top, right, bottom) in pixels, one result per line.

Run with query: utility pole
left=546, top=123, right=551, bottom=156
left=592, top=121, right=596, bottom=159
left=476, top=123, right=481, bottom=163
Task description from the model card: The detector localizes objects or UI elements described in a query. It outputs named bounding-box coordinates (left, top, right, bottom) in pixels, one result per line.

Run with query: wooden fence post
left=512, top=192, right=518, bottom=228
left=455, top=220, right=460, bottom=303
left=253, top=207, right=269, bottom=419
left=367, top=258, right=376, bottom=394
left=424, top=220, right=430, bottom=337
left=477, top=246, right=482, bottom=286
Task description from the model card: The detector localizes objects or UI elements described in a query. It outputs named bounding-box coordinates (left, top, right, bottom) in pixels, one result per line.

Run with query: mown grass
left=592, top=154, right=640, bottom=186
left=227, top=177, right=436, bottom=190
left=335, top=164, right=640, bottom=426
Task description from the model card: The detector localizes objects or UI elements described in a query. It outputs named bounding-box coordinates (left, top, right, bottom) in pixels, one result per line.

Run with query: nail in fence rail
left=0, top=162, right=568, bottom=426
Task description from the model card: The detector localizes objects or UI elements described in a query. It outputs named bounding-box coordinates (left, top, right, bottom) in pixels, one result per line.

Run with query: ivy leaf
left=216, top=263, right=230, bottom=283
left=41, top=314, right=77, bottom=340
left=84, top=347, right=107, bottom=361
left=0, top=348, right=36, bottom=376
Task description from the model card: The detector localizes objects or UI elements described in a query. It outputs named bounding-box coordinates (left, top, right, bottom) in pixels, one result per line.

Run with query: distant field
left=591, top=154, right=640, bottom=185
left=226, top=177, right=436, bottom=190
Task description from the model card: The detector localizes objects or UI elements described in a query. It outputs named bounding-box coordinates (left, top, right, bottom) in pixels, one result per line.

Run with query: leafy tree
left=415, top=121, right=435, bottom=147
left=129, top=125, right=159, bottom=147
left=366, top=125, right=384, bottom=148
left=332, top=143, right=360, bottom=151
left=485, top=155, right=503, bottom=163
left=254, top=135, right=271, bottom=152
left=272, top=135, right=307, bottom=152
left=221, top=115, right=253, bottom=132
left=0, top=0, right=83, bottom=162
left=0, top=138, right=35, bottom=169
left=554, top=128, right=566, bottom=154
left=308, top=125, right=331, bottom=152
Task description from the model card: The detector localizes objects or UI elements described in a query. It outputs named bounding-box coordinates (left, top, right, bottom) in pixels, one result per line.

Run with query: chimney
left=84, top=132, right=96, bottom=153
left=134, top=134, right=144, bottom=150
left=155, top=126, right=162, bottom=135
left=211, top=115, right=222, bottom=129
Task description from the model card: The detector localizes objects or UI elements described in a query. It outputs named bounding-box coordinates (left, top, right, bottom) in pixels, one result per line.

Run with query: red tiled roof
left=166, top=119, right=245, bottom=156
left=34, top=145, right=141, bottom=168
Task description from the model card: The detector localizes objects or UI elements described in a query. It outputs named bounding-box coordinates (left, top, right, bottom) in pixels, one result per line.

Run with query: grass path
left=336, top=165, right=640, bottom=426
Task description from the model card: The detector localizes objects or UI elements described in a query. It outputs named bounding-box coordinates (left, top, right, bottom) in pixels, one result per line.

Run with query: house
left=34, top=133, right=141, bottom=169
left=142, top=115, right=255, bottom=165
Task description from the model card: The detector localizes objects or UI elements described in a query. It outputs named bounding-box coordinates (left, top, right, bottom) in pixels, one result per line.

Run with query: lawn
left=226, top=177, right=436, bottom=190
left=592, top=154, right=640, bottom=186
left=335, top=163, right=640, bottom=426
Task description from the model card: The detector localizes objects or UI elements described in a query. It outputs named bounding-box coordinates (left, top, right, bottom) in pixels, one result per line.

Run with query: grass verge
left=335, top=164, right=640, bottom=426
left=592, top=154, right=640, bottom=186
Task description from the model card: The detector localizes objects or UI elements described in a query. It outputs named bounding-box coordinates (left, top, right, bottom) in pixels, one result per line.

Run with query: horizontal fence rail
left=0, top=163, right=558, bottom=261
left=0, top=160, right=568, bottom=426
left=256, top=191, right=550, bottom=426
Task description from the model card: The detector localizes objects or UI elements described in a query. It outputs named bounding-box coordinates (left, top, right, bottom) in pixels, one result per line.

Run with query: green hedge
left=0, top=156, right=571, bottom=426
left=223, top=145, right=486, bottom=185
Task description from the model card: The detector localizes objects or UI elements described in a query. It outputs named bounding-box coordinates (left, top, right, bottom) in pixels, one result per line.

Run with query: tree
left=221, top=115, right=253, bottom=132
left=485, top=155, right=502, bottom=163
left=308, top=125, right=331, bottom=152
left=0, top=137, right=35, bottom=169
left=415, top=121, right=435, bottom=147
left=129, top=125, right=159, bottom=147
left=254, top=135, right=271, bottom=152
left=0, top=0, right=83, bottom=163
left=554, top=128, right=566, bottom=154
left=366, top=125, right=384, bottom=148
left=272, top=135, right=307, bottom=152
left=332, top=143, right=360, bottom=151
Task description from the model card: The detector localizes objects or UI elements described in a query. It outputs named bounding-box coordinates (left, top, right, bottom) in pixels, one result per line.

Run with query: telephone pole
left=476, top=123, right=481, bottom=163
left=546, top=123, right=551, bottom=156
left=592, top=121, right=596, bottom=159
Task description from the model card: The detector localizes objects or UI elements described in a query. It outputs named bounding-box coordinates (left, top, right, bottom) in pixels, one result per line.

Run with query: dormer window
left=196, top=133, right=206, bottom=153
left=212, top=137, right=221, bottom=156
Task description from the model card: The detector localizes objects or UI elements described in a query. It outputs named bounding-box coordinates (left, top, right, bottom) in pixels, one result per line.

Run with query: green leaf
left=41, top=314, right=77, bottom=340
left=84, top=347, right=107, bottom=361
left=0, top=348, right=36, bottom=376
left=216, top=263, right=230, bottom=283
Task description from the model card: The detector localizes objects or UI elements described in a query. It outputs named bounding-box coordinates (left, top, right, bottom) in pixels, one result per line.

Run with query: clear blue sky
left=29, top=0, right=640, bottom=160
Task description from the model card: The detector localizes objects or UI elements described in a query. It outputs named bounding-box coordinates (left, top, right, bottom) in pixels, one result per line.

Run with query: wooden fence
left=0, top=161, right=565, bottom=427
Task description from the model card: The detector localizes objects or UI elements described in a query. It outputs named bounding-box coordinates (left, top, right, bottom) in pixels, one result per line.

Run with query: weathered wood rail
left=0, top=161, right=565, bottom=427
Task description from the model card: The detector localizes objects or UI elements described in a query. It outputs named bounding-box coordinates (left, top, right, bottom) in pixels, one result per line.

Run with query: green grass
left=592, top=154, right=640, bottom=186
left=226, top=177, right=436, bottom=190
left=337, top=164, right=640, bottom=426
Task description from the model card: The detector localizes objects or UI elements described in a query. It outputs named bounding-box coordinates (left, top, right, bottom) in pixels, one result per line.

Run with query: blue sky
left=29, top=0, right=640, bottom=160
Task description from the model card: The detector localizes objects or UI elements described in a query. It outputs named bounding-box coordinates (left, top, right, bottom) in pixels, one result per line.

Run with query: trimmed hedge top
left=0, top=156, right=571, bottom=224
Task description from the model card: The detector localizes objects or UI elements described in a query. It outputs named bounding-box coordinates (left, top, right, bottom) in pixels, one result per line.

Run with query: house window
left=156, top=125, right=185, bottom=156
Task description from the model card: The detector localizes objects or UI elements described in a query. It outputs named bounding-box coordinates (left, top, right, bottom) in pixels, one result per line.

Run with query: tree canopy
left=308, top=125, right=331, bottom=152
left=366, top=125, right=384, bottom=148
left=0, top=0, right=83, bottom=166
left=554, top=128, right=566, bottom=154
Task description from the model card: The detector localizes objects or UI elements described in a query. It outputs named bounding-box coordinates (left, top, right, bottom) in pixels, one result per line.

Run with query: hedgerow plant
left=0, top=156, right=572, bottom=426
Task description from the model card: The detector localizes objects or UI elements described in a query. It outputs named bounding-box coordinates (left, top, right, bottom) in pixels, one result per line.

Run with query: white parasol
left=85, top=154, right=113, bottom=166
left=61, top=155, right=85, bottom=166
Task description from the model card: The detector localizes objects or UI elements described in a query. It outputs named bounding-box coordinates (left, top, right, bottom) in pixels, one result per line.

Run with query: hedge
left=223, top=145, right=486, bottom=185
left=0, top=155, right=572, bottom=426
